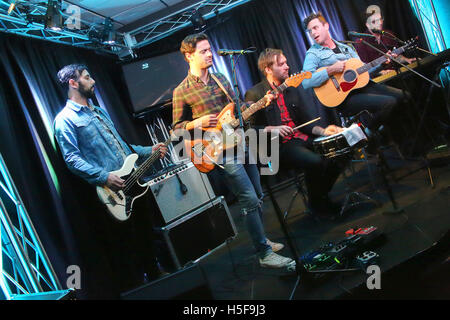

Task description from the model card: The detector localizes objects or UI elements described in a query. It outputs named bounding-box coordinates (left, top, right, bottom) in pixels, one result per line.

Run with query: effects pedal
left=356, top=251, right=379, bottom=269
left=346, top=226, right=377, bottom=236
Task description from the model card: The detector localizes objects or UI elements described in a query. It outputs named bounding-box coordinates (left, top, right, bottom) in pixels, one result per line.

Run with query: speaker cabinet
left=156, top=196, right=237, bottom=270
left=148, top=161, right=216, bottom=224
left=121, top=264, right=213, bottom=300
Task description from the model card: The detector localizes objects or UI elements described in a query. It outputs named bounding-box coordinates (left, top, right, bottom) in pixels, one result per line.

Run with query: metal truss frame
left=0, top=0, right=252, bottom=56
left=0, top=0, right=127, bottom=55
left=128, top=0, right=252, bottom=49
left=0, top=153, right=63, bottom=300
left=410, top=0, right=447, bottom=53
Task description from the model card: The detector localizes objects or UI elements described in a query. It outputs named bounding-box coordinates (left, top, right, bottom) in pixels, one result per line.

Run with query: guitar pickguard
left=340, top=79, right=358, bottom=92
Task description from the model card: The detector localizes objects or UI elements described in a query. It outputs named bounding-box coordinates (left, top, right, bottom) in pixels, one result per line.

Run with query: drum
left=313, top=124, right=368, bottom=159
left=313, top=134, right=352, bottom=158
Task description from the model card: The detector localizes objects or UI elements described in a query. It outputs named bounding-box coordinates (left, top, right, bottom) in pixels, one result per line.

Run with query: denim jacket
left=54, top=100, right=152, bottom=186
left=302, top=40, right=360, bottom=90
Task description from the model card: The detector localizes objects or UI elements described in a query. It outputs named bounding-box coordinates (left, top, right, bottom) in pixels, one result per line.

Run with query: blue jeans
left=215, top=152, right=272, bottom=258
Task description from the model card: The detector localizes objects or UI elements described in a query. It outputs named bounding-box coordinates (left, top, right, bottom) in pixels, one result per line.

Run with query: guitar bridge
left=192, top=143, right=205, bottom=157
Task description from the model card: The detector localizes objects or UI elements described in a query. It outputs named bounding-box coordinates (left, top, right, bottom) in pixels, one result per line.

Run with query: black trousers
left=280, top=138, right=341, bottom=206
left=337, top=81, right=409, bottom=130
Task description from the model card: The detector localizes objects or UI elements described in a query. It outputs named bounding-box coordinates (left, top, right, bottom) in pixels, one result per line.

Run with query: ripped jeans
left=218, top=152, right=272, bottom=258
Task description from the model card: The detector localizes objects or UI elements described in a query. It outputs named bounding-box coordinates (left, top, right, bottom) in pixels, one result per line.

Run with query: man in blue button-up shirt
left=54, top=64, right=167, bottom=189
left=301, top=12, right=408, bottom=134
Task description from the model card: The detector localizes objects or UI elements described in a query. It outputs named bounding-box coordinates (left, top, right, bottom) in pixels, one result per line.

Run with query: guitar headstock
left=394, top=37, right=419, bottom=55
left=404, top=37, right=419, bottom=51
left=284, top=71, right=312, bottom=88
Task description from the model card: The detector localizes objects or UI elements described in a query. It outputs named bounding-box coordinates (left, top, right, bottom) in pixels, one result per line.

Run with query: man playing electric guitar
left=172, top=33, right=296, bottom=269
left=53, top=64, right=168, bottom=296
left=301, top=12, right=409, bottom=137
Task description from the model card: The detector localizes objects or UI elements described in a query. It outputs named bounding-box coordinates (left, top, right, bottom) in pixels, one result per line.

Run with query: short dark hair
left=57, top=64, right=88, bottom=89
left=258, top=48, right=284, bottom=76
left=303, top=12, right=328, bottom=30
left=180, top=33, right=209, bottom=62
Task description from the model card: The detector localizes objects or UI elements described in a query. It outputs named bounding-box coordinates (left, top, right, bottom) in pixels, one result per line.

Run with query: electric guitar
left=96, top=138, right=171, bottom=221
left=313, top=38, right=417, bottom=107
left=186, top=72, right=312, bottom=173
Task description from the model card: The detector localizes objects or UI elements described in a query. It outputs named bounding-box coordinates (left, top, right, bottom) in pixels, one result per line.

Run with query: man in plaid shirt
left=172, top=33, right=296, bottom=269
left=245, top=48, right=343, bottom=220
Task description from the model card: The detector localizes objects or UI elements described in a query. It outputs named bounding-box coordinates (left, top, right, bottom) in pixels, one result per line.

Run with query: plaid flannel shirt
left=172, top=71, right=243, bottom=130
left=276, top=92, right=309, bottom=143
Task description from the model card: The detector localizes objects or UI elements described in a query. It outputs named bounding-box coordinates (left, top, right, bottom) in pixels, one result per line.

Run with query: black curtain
left=0, top=33, right=155, bottom=299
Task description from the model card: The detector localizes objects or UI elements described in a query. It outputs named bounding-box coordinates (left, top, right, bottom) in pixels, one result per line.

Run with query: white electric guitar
left=96, top=138, right=171, bottom=221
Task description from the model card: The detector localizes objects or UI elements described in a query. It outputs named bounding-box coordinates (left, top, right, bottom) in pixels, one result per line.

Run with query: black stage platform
left=183, top=149, right=450, bottom=300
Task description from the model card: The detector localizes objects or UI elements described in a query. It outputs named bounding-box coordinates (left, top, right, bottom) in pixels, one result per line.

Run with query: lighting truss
left=0, top=153, right=66, bottom=300
left=128, top=0, right=252, bottom=49
left=0, top=0, right=252, bottom=56
left=410, top=0, right=447, bottom=53
left=0, top=0, right=127, bottom=55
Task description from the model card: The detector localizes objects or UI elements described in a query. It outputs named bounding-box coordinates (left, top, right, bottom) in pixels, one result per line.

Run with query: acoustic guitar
left=313, top=38, right=417, bottom=107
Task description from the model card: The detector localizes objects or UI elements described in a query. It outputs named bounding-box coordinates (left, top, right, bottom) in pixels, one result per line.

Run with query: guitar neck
left=230, top=83, right=286, bottom=128
left=127, top=139, right=170, bottom=183
left=357, top=46, right=406, bottom=75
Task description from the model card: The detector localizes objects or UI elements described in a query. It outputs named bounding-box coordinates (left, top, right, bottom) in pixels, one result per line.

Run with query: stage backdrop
left=0, top=0, right=428, bottom=299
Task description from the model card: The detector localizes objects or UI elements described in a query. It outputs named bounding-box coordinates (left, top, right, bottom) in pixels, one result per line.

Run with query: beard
left=78, top=82, right=95, bottom=100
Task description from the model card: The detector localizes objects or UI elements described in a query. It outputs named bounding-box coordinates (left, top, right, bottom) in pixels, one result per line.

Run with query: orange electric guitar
left=186, top=72, right=312, bottom=173
left=314, top=38, right=417, bottom=107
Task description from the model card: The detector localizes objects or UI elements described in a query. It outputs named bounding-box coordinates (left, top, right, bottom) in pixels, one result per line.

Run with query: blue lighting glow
left=409, top=0, right=448, bottom=53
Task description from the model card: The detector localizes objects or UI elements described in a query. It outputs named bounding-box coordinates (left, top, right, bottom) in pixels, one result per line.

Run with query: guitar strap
left=210, top=73, right=235, bottom=105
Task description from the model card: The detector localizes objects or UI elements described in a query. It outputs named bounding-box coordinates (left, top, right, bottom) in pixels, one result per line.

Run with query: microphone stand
left=377, top=31, right=436, bottom=57
left=357, top=38, right=441, bottom=88
left=358, top=38, right=438, bottom=194
left=227, top=52, right=246, bottom=153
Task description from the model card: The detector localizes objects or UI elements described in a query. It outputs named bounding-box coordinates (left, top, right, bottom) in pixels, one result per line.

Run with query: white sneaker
left=266, top=239, right=284, bottom=252
left=259, top=252, right=296, bottom=269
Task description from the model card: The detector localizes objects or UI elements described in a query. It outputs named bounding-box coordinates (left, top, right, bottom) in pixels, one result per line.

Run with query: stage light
left=7, top=0, right=17, bottom=15
left=45, top=0, right=63, bottom=31
left=102, top=17, right=116, bottom=45
left=25, top=0, right=63, bottom=31
left=190, top=10, right=206, bottom=31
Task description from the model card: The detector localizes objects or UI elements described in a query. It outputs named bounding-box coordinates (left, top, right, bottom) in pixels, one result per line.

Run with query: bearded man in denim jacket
left=53, top=64, right=168, bottom=297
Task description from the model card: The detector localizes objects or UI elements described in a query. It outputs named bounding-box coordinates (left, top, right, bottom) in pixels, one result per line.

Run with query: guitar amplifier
left=147, top=161, right=216, bottom=224
left=155, top=196, right=237, bottom=270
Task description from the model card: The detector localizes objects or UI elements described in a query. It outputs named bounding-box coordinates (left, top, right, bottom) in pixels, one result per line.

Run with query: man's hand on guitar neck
left=152, top=143, right=169, bottom=159
left=106, top=173, right=125, bottom=191
left=264, top=90, right=278, bottom=106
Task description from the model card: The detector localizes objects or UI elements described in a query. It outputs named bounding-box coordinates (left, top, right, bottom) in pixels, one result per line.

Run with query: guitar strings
left=123, top=139, right=170, bottom=193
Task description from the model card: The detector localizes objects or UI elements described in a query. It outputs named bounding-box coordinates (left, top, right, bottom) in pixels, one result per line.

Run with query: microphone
left=217, top=48, right=255, bottom=56
left=348, top=31, right=376, bottom=38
